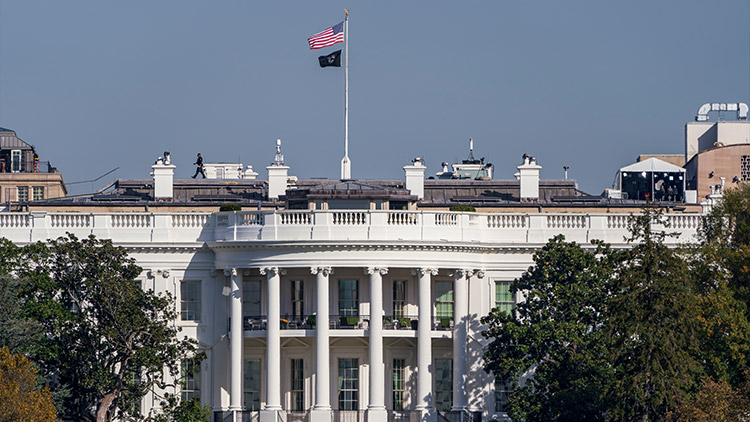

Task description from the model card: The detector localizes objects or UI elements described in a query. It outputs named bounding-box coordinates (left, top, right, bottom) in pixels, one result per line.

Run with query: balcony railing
left=281, top=316, right=316, bottom=330
left=433, top=317, right=454, bottom=331
left=332, top=410, right=366, bottom=422
left=330, top=315, right=369, bottom=329
left=383, top=315, right=419, bottom=330
left=239, top=315, right=381, bottom=331
left=213, top=411, right=259, bottom=422
left=0, top=210, right=701, bottom=246
left=244, top=316, right=267, bottom=331
left=388, top=411, right=422, bottom=422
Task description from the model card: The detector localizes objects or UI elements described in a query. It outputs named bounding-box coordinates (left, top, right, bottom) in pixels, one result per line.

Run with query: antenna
left=467, top=138, right=475, bottom=161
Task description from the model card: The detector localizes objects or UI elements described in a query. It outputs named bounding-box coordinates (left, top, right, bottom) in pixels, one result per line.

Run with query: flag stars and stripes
left=308, top=21, right=344, bottom=49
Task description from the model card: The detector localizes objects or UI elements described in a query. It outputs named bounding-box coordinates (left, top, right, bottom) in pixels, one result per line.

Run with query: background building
left=0, top=127, right=66, bottom=206
left=684, top=102, right=750, bottom=199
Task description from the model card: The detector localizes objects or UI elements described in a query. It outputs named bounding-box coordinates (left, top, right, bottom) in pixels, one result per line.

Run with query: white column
left=226, top=268, right=243, bottom=412
left=261, top=267, right=282, bottom=411
left=417, top=268, right=438, bottom=422
left=310, top=266, right=332, bottom=422
left=367, top=267, right=388, bottom=422
left=452, top=270, right=470, bottom=411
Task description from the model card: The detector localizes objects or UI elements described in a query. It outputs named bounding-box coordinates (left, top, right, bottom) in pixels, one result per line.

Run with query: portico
left=220, top=264, right=481, bottom=422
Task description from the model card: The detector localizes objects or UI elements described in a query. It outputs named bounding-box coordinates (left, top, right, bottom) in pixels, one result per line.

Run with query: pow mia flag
left=318, top=49, right=342, bottom=68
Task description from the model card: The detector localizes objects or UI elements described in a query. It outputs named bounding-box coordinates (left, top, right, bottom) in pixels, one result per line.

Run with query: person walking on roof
left=192, top=153, right=206, bottom=179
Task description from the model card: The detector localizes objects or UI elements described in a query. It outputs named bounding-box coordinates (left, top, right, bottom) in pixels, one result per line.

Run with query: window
left=494, top=378, right=512, bottom=414
left=495, top=281, right=514, bottom=315
left=434, top=359, right=453, bottom=411
left=338, top=280, right=359, bottom=317
left=11, top=150, right=20, bottom=173
left=291, top=359, right=304, bottom=411
left=243, top=280, right=262, bottom=317
left=338, top=358, right=359, bottom=410
left=742, top=155, right=750, bottom=181
left=291, top=280, right=304, bottom=320
left=17, top=186, right=28, bottom=202
left=244, top=359, right=261, bottom=410
left=181, top=359, right=200, bottom=401
left=393, top=280, right=406, bottom=318
left=435, top=281, right=454, bottom=319
left=392, top=359, right=406, bottom=411
left=32, top=186, right=44, bottom=200
left=180, top=281, right=201, bottom=321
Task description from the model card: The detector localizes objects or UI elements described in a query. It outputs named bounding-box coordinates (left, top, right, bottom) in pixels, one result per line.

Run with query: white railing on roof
left=487, top=214, right=526, bottom=228
left=0, top=210, right=701, bottom=246
left=279, top=212, right=312, bottom=225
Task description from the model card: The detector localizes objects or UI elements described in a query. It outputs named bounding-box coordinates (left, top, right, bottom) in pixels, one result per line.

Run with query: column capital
left=259, top=266, right=279, bottom=276
left=310, top=266, right=332, bottom=276
left=475, top=270, right=486, bottom=279
left=454, top=269, right=473, bottom=279
left=365, top=266, right=389, bottom=275
left=418, top=268, right=439, bottom=276
left=223, top=268, right=237, bottom=277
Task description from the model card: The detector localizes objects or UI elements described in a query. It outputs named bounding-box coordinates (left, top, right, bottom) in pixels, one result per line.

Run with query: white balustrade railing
left=434, top=213, right=458, bottom=226
left=279, top=212, right=312, bottom=225
left=172, top=213, right=209, bottom=228
left=665, top=214, right=701, bottom=230
left=388, top=212, right=418, bottom=226
left=547, top=214, right=588, bottom=229
left=332, top=211, right=367, bottom=225
left=50, top=213, right=90, bottom=228
left=0, top=213, right=30, bottom=228
left=111, top=214, right=152, bottom=228
left=0, top=210, right=701, bottom=246
left=487, top=214, right=527, bottom=228
left=607, top=215, right=630, bottom=229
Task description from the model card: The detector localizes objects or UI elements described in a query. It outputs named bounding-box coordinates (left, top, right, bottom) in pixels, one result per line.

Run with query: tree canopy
left=483, top=205, right=750, bottom=422
left=0, top=234, right=202, bottom=422
left=0, top=347, right=56, bottom=422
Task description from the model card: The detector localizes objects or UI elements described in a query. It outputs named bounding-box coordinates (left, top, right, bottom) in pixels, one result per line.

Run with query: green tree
left=481, top=236, right=616, bottom=421
left=699, top=183, right=750, bottom=312
left=0, top=239, right=40, bottom=353
left=153, top=394, right=211, bottom=422
left=20, top=234, right=201, bottom=422
left=605, top=211, right=702, bottom=421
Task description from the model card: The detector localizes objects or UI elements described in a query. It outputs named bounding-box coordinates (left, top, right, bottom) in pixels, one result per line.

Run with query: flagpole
left=341, top=9, right=351, bottom=180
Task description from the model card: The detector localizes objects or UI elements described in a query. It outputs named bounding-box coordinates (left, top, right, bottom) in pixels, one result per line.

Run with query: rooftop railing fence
left=0, top=210, right=701, bottom=245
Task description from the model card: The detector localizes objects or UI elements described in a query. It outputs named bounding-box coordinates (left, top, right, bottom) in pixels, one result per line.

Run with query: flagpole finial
left=345, top=9, right=349, bottom=17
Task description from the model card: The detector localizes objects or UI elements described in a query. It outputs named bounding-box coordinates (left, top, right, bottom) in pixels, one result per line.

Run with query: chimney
left=151, top=152, right=175, bottom=199
left=518, top=154, right=542, bottom=201
left=404, top=157, right=427, bottom=199
left=267, top=139, right=290, bottom=200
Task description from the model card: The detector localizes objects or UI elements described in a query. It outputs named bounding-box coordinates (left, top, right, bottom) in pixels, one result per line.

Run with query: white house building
left=0, top=144, right=704, bottom=422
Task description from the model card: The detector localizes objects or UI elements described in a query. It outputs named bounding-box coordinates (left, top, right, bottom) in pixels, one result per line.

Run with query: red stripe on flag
left=308, top=27, right=343, bottom=49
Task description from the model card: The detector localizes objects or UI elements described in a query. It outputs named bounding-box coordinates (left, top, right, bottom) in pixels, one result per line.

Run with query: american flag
left=307, top=21, right=344, bottom=50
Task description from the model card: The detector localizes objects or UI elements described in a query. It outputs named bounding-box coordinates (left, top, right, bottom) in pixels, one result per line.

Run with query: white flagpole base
left=341, top=156, right=351, bottom=180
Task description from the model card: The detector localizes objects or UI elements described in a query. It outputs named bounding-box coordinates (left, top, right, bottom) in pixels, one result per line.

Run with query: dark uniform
left=192, top=154, right=206, bottom=179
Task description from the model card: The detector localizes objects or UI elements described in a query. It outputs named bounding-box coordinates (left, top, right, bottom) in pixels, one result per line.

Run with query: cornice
left=121, top=243, right=206, bottom=254
left=206, top=240, right=544, bottom=255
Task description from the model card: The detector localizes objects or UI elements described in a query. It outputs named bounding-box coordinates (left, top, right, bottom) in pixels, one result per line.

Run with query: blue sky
left=1, top=1, right=748, bottom=195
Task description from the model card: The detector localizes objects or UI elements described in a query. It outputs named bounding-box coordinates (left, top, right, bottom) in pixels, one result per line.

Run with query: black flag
left=318, top=50, right=342, bottom=68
